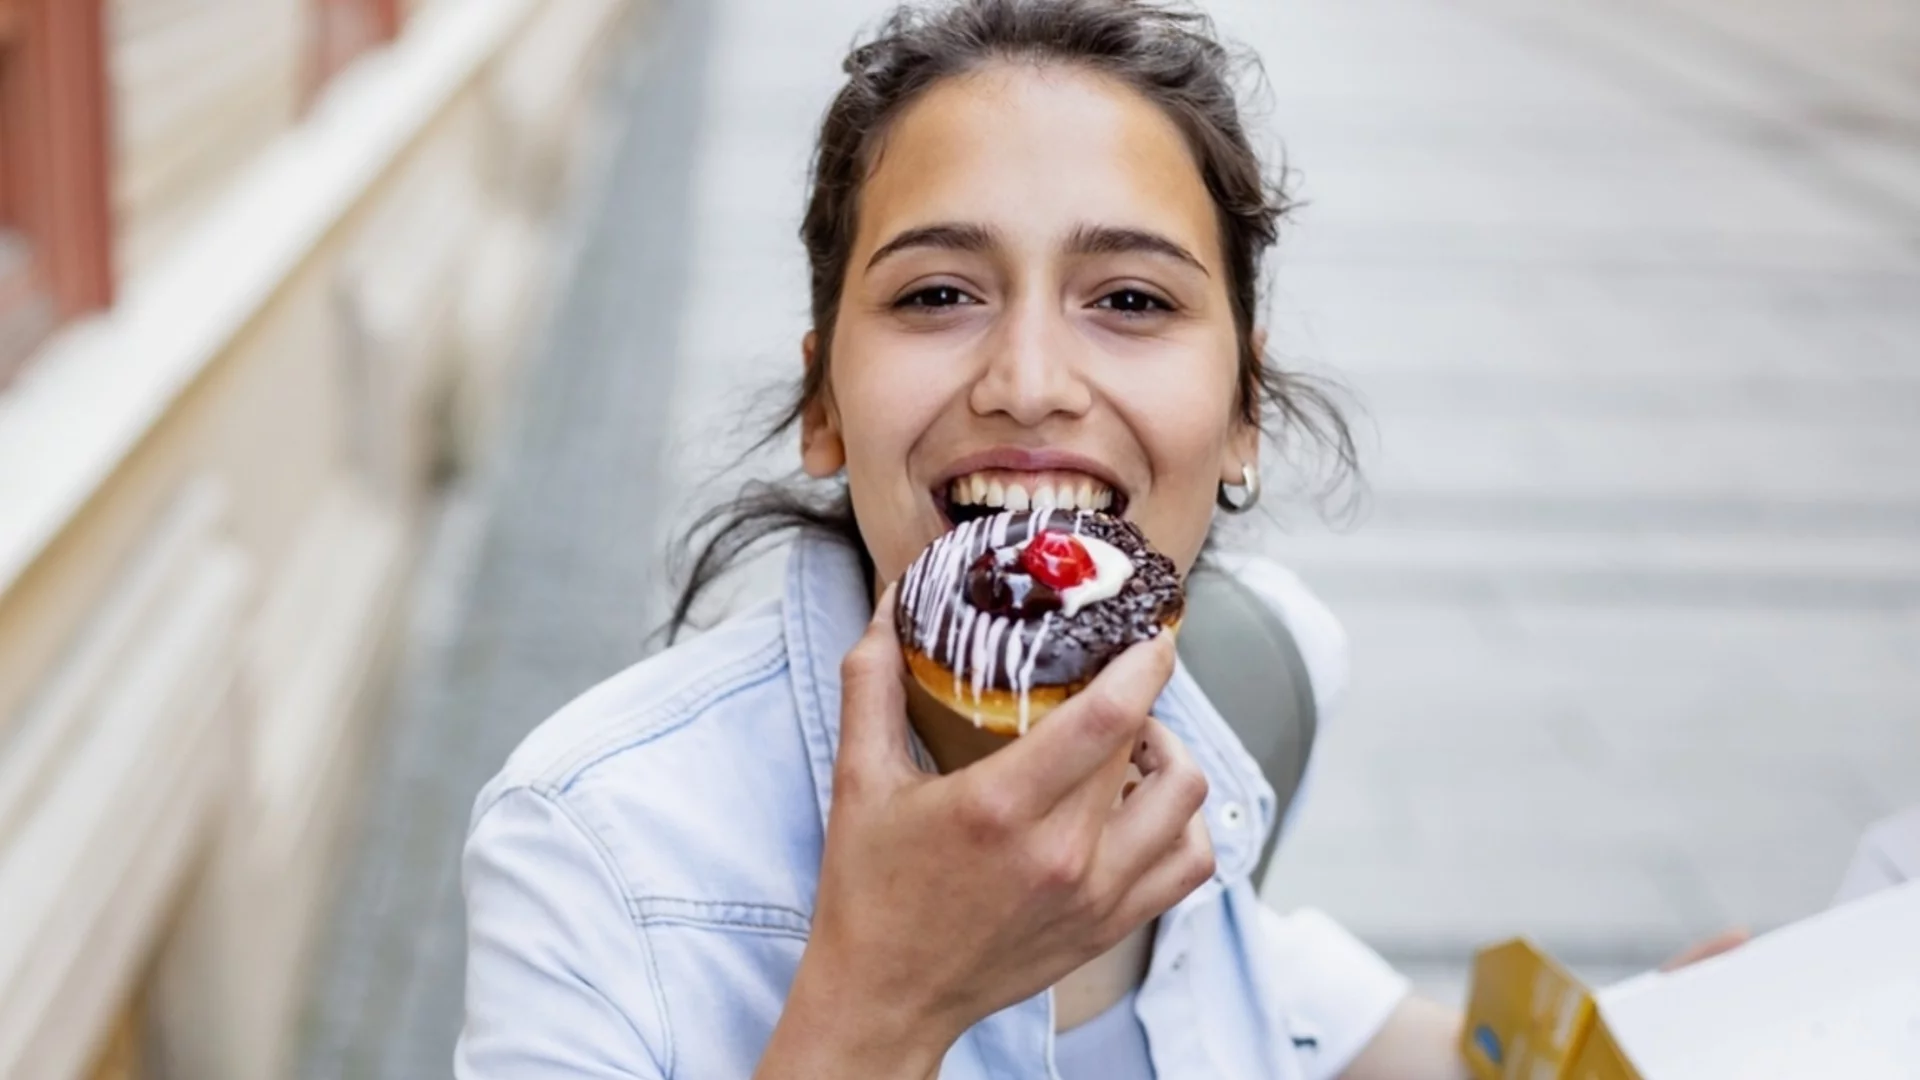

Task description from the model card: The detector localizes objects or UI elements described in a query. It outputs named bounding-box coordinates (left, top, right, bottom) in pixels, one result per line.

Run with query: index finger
left=835, top=583, right=915, bottom=787
left=979, top=632, right=1176, bottom=813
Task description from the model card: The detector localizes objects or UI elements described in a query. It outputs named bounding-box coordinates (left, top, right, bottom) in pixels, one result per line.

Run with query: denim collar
left=782, top=527, right=1271, bottom=883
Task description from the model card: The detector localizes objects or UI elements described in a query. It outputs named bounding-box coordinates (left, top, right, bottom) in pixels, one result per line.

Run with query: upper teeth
left=949, top=471, right=1114, bottom=512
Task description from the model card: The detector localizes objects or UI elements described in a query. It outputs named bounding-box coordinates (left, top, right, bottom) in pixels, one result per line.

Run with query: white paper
left=1598, top=881, right=1920, bottom=1079
left=1836, top=805, right=1920, bottom=905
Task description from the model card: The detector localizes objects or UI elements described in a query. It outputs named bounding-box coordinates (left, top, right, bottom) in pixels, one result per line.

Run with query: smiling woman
left=457, top=4, right=1465, bottom=1080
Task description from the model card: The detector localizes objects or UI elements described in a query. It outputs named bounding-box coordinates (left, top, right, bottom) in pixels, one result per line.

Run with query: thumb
left=835, top=581, right=914, bottom=788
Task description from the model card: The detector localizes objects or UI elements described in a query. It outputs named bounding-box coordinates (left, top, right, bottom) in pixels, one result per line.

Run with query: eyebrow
left=865, top=223, right=998, bottom=271
left=1066, top=224, right=1209, bottom=277
left=863, top=221, right=1210, bottom=277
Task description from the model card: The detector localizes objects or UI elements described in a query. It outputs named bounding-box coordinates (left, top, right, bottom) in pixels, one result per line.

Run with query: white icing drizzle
left=968, top=612, right=991, bottom=703
left=904, top=546, right=925, bottom=610
left=1003, top=624, right=1024, bottom=717
left=949, top=602, right=974, bottom=698
left=1016, top=612, right=1053, bottom=734
left=915, top=515, right=981, bottom=661
left=981, top=616, right=1009, bottom=702
left=899, top=510, right=1127, bottom=731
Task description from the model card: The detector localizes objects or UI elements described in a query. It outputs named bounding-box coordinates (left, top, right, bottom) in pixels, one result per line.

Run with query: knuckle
left=1074, top=687, right=1138, bottom=742
left=1145, top=634, right=1177, bottom=680
left=1186, top=853, right=1217, bottom=892
left=1170, top=766, right=1210, bottom=813
left=1028, top=833, right=1091, bottom=892
left=1181, top=834, right=1217, bottom=891
left=1088, top=915, right=1132, bottom=954
left=831, top=758, right=876, bottom=801
left=959, top=783, right=1019, bottom=840
left=839, top=639, right=885, bottom=683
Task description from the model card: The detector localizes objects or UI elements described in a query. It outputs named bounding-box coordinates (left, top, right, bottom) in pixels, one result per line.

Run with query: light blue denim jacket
left=458, top=529, right=1408, bottom=1079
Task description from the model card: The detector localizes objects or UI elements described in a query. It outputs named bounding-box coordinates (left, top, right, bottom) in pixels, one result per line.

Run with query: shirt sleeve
left=457, top=785, right=670, bottom=1079
left=1253, top=904, right=1410, bottom=1080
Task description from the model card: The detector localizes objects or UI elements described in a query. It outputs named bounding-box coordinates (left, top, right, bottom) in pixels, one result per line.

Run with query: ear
left=799, top=331, right=846, bottom=478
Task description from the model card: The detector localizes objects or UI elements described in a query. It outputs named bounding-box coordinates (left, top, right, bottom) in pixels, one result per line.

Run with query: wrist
left=757, top=948, right=955, bottom=1080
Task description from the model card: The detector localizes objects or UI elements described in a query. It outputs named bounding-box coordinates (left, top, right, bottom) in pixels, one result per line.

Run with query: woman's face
left=803, top=63, right=1257, bottom=587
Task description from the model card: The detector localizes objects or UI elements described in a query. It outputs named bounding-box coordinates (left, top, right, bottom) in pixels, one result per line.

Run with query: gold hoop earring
left=1216, top=461, right=1260, bottom=514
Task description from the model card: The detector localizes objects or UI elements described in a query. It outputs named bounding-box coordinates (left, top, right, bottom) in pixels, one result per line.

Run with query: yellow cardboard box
left=1461, top=879, right=1920, bottom=1080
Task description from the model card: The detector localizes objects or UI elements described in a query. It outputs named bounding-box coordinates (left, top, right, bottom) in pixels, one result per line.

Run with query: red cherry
left=1021, top=530, right=1095, bottom=590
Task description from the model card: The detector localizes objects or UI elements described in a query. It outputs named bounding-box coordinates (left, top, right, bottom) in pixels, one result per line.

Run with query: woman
left=458, top=1, right=1471, bottom=1076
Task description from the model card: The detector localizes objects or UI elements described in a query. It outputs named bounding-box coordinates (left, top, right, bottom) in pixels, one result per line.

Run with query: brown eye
left=1095, top=288, right=1171, bottom=315
left=896, top=285, right=978, bottom=309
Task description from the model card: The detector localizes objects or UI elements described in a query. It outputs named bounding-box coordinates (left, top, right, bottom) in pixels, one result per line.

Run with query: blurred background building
left=1, top=0, right=1916, bottom=1078
left=0, top=0, right=636, bottom=1077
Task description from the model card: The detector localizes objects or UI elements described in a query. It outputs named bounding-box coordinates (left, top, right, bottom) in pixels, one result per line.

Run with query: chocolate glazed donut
left=895, top=509, right=1185, bottom=735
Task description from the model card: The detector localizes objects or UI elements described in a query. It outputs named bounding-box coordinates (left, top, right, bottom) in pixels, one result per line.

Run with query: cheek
left=830, top=331, right=950, bottom=476
left=1136, top=427, right=1226, bottom=571
left=1106, top=357, right=1239, bottom=571
left=826, top=330, right=961, bottom=577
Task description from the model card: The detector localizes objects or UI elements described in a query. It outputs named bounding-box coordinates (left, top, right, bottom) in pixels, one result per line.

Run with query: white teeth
left=948, top=471, right=1117, bottom=512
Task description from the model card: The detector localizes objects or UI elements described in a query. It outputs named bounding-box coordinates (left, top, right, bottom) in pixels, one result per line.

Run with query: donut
left=895, top=509, right=1184, bottom=735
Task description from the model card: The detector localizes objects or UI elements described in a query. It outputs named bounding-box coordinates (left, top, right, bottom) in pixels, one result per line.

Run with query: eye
left=1094, top=288, right=1172, bottom=315
left=895, top=285, right=978, bottom=310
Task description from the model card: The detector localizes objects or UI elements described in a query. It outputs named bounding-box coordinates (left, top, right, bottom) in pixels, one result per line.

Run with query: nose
left=967, top=296, right=1093, bottom=426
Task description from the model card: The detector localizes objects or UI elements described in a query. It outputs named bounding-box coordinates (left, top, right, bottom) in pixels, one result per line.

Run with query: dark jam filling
left=964, top=547, right=1064, bottom=617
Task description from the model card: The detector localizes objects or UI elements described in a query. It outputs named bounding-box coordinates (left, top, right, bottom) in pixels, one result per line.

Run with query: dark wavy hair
left=665, top=0, right=1355, bottom=642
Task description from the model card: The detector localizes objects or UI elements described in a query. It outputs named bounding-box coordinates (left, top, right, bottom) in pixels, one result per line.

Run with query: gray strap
left=1176, top=567, right=1319, bottom=883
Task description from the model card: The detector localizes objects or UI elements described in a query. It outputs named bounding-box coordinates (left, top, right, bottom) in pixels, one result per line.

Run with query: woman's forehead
left=854, top=63, right=1224, bottom=269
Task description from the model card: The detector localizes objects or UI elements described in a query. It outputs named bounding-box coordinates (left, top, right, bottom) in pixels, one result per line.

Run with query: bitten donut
left=895, top=509, right=1184, bottom=735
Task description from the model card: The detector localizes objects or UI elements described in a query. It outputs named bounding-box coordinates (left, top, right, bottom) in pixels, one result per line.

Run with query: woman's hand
left=756, top=585, right=1214, bottom=1079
